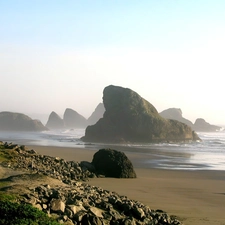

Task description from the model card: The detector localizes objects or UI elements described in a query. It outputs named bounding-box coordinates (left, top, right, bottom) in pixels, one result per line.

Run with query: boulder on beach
left=45, top=111, right=65, bottom=129
left=81, top=85, right=200, bottom=143
left=63, top=108, right=87, bottom=128
left=91, top=148, right=137, bottom=178
left=0, top=111, right=48, bottom=132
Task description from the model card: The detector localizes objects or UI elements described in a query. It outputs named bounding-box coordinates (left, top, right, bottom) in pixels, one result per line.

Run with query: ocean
left=0, top=129, right=225, bottom=171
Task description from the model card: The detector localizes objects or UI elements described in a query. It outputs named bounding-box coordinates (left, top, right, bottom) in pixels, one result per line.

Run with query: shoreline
left=25, top=144, right=225, bottom=225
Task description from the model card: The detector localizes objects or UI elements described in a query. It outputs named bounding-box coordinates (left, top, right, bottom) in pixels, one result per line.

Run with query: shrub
left=0, top=201, right=60, bottom=225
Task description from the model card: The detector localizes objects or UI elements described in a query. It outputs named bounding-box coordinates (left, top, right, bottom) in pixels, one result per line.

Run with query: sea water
left=0, top=129, right=225, bottom=171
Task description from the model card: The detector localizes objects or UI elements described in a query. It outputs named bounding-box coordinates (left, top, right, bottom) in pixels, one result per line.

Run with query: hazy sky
left=1, top=0, right=225, bottom=125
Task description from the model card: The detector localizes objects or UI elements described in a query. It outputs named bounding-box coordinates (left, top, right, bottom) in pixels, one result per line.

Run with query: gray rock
left=50, top=199, right=65, bottom=213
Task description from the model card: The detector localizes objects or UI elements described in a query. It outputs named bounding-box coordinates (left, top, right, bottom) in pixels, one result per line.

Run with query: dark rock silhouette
left=92, top=148, right=137, bottom=178
left=87, top=103, right=105, bottom=125
left=82, top=85, right=200, bottom=143
left=45, top=111, right=65, bottom=129
left=63, top=108, right=87, bottom=128
left=0, top=111, right=48, bottom=132
left=160, top=108, right=193, bottom=127
left=193, top=118, right=221, bottom=132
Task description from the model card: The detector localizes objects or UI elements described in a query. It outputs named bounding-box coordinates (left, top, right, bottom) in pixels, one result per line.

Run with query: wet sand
left=27, top=145, right=225, bottom=225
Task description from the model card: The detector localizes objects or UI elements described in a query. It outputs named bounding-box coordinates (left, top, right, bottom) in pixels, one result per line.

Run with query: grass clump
left=0, top=200, right=60, bottom=225
left=0, top=149, right=18, bottom=162
left=0, top=192, right=17, bottom=202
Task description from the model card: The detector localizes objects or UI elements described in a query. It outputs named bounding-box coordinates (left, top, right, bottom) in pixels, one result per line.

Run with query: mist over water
left=0, top=129, right=225, bottom=171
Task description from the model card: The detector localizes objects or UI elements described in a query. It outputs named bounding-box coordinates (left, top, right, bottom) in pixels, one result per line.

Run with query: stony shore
left=0, top=142, right=182, bottom=225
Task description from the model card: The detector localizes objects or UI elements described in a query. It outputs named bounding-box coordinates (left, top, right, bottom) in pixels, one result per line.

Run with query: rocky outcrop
left=160, top=108, right=193, bottom=127
left=63, top=108, right=87, bottom=128
left=45, top=111, right=65, bottom=129
left=87, top=103, right=105, bottom=125
left=193, top=118, right=221, bottom=132
left=0, top=111, right=48, bottom=132
left=92, top=149, right=137, bottom=178
left=82, top=85, right=200, bottom=143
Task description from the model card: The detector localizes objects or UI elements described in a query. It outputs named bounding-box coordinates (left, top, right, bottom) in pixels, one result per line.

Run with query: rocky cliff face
left=45, top=111, right=65, bottom=129
left=160, top=108, right=193, bottom=127
left=63, top=108, right=87, bottom=128
left=87, top=103, right=105, bottom=125
left=82, top=85, right=200, bottom=143
left=0, top=111, right=48, bottom=132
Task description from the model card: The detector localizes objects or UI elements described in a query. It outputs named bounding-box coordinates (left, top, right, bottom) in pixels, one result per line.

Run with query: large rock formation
left=92, top=149, right=136, bottom=178
left=63, top=108, right=87, bottom=128
left=193, top=118, right=221, bottom=132
left=0, top=111, right=48, bottom=132
left=87, top=103, right=105, bottom=125
left=45, top=111, right=65, bottom=129
left=82, top=85, right=200, bottom=143
left=160, top=108, right=193, bottom=127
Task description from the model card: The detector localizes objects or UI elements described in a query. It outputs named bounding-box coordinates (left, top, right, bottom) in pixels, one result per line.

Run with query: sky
left=1, top=0, right=225, bottom=125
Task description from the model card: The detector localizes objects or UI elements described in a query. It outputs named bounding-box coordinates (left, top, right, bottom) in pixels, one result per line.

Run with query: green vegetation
left=0, top=200, right=60, bottom=225
left=0, top=192, right=17, bottom=202
left=0, top=148, right=18, bottom=162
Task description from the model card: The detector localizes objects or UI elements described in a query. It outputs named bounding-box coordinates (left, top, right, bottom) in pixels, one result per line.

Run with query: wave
left=1, top=129, right=225, bottom=170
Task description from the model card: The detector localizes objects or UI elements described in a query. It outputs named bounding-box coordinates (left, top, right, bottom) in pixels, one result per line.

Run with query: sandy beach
left=27, top=145, right=225, bottom=225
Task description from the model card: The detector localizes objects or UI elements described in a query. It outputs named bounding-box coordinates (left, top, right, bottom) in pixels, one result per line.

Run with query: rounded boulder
left=91, top=149, right=136, bottom=178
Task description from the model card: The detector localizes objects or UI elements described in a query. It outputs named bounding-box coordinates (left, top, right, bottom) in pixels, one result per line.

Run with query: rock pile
left=1, top=142, right=96, bottom=184
left=18, top=181, right=182, bottom=225
left=0, top=142, right=183, bottom=224
left=1, top=143, right=137, bottom=180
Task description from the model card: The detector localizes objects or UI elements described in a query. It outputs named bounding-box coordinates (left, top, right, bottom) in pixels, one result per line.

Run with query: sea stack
left=87, top=103, right=105, bottom=125
left=193, top=118, right=221, bottom=132
left=0, top=111, right=48, bottom=132
left=63, top=108, right=87, bottom=128
left=160, top=108, right=193, bottom=128
left=82, top=85, right=200, bottom=143
left=46, top=111, right=65, bottom=129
